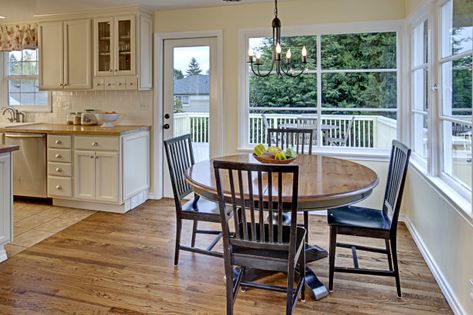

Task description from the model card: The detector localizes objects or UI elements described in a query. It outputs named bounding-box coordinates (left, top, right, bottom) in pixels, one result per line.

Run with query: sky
left=173, top=46, right=210, bottom=74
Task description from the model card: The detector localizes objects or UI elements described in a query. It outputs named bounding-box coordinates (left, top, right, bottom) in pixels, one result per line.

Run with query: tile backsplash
left=27, top=90, right=153, bottom=126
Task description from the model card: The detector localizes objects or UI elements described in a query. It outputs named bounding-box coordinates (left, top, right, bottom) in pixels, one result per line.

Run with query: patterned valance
left=0, top=23, right=38, bottom=52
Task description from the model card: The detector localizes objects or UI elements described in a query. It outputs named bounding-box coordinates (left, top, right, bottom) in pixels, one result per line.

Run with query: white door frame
left=153, top=30, right=224, bottom=200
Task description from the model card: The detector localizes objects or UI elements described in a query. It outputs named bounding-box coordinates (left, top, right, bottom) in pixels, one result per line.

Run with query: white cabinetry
left=0, top=152, right=13, bottom=262
left=49, top=131, right=149, bottom=213
left=39, top=19, right=92, bottom=90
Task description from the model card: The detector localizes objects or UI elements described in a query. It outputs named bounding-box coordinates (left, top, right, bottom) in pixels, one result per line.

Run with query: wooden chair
left=326, top=116, right=355, bottom=146
left=327, top=140, right=411, bottom=297
left=164, top=134, right=230, bottom=265
left=267, top=128, right=313, bottom=154
left=214, top=161, right=306, bottom=315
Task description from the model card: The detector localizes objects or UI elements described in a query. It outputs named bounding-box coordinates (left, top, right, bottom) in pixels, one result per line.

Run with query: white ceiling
left=0, top=0, right=274, bottom=22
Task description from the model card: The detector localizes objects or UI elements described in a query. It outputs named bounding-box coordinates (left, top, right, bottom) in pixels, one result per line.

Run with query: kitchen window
left=243, top=30, right=399, bottom=152
left=2, top=49, right=50, bottom=111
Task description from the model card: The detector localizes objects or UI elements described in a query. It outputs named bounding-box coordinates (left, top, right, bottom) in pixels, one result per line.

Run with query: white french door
left=162, top=37, right=219, bottom=198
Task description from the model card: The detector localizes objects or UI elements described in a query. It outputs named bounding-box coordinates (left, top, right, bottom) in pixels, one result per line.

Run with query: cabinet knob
left=90, top=156, right=94, bottom=159
left=55, top=154, right=62, bottom=159
left=55, top=140, right=62, bottom=145
left=96, top=156, right=99, bottom=159
left=109, top=69, right=113, bottom=72
left=91, top=142, right=98, bottom=147
left=56, top=185, right=62, bottom=190
left=59, top=83, right=64, bottom=87
left=107, top=83, right=112, bottom=86
left=55, top=168, right=62, bottom=173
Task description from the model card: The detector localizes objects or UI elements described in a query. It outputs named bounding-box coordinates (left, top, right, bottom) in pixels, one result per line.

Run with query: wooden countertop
left=0, top=145, right=19, bottom=154
left=0, top=124, right=150, bottom=136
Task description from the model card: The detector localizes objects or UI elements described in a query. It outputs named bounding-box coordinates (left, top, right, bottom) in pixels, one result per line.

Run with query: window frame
left=239, top=21, right=403, bottom=157
left=0, top=50, right=51, bottom=113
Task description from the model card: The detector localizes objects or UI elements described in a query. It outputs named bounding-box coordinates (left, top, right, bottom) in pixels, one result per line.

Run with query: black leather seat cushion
left=328, top=206, right=391, bottom=231
left=181, top=197, right=232, bottom=222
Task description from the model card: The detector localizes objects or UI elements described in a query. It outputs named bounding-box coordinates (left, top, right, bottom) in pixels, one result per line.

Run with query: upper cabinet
left=39, top=19, right=92, bottom=90
left=93, top=14, right=152, bottom=90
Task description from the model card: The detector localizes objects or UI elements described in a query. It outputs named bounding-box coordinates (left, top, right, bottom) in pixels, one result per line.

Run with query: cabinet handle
left=55, top=140, right=62, bottom=145
left=56, top=185, right=62, bottom=190
left=91, top=142, right=98, bottom=147
left=55, top=154, right=62, bottom=159
left=55, top=168, right=62, bottom=173
left=59, top=83, right=64, bottom=87
left=107, top=83, right=112, bottom=86
left=90, top=156, right=94, bottom=159
left=118, top=82, right=122, bottom=86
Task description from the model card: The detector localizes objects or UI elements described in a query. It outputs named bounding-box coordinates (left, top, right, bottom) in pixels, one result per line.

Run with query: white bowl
left=96, top=113, right=120, bottom=128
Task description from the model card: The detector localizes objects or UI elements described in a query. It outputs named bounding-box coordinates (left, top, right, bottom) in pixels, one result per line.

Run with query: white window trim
left=238, top=20, right=403, bottom=157
left=0, top=51, right=52, bottom=113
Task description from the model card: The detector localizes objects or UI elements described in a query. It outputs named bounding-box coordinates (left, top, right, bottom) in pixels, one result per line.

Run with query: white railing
left=174, top=112, right=209, bottom=143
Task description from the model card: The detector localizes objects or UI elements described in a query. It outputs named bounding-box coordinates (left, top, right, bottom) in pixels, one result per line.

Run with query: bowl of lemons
left=252, top=144, right=297, bottom=164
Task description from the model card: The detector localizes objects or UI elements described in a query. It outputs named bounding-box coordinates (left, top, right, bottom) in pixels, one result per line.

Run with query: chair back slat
left=267, top=128, right=314, bottom=154
left=383, top=140, right=411, bottom=233
left=164, top=134, right=195, bottom=202
left=214, top=161, right=299, bottom=251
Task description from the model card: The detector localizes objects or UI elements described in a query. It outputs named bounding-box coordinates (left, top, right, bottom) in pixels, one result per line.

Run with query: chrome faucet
left=1, top=107, right=25, bottom=123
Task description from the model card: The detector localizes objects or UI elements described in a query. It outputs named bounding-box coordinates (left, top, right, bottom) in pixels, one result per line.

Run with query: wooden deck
left=0, top=199, right=452, bottom=314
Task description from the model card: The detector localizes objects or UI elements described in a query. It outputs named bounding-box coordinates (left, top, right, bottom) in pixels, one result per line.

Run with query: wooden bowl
left=253, top=153, right=297, bottom=164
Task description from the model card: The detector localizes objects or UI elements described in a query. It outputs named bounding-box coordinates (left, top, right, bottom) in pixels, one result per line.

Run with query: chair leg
left=301, top=243, right=306, bottom=302
left=328, top=226, right=337, bottom=291
left=174, top=218, right=182, bottom=265
left=303, top=212, right=309, bottom=243
left=224, top=260, right=235, bottom=315
left=191, top=219, right=198, bottom=247
left=286, top=265, right=295, bottom=315
left=385, top=239, right=393, bottom=271
left=390, top=237, right=402, bottom=297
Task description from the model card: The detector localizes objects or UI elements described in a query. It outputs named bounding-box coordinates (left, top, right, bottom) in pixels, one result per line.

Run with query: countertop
left=0, top=145, right=19, bottom=154
left=0, top=124, right=150, bottom=136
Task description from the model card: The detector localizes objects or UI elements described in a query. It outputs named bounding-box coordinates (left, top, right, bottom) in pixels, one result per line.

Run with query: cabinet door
left=64, top=19, right=92, bottom=89
left=0, top=154, right=12, bottom=246
left=94, top=18, right=114, bottom=77
left=138, top=15, right=152, bottom=90
left=115, top=16, right=135, bottom=76
left=74, top=151, right=96, bottom=200
left=39, top=21, right=64, bottom=90
left=95, top=152, right=119, bottom=202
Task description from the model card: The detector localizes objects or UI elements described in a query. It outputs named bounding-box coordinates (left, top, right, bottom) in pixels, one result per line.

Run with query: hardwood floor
left=0, top=199, right=452, bottom=314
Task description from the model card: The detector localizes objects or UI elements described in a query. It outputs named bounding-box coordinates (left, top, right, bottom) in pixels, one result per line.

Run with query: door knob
left=164, top=113, right=170, bottom=119
left=163, top=124, right=170, bottom=130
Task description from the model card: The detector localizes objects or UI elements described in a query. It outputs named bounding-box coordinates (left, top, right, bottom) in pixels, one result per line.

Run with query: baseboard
left=400, top=215, right=466, bottom=315
left=0, top=246, right=7, bottom=263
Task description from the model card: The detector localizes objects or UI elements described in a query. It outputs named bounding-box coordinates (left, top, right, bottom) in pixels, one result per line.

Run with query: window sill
left=409, top=159, right=473, bottom=226
left=237, top=146, right=391, bottom=162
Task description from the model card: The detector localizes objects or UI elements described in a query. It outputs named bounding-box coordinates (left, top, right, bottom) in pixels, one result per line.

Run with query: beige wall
left=155, top=0, right=405, bottom=155
left=405, top=0, right=425, bottom=16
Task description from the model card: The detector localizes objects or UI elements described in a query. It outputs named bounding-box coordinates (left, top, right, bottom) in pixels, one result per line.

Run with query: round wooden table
left=185, top=153, right=379, bottom=300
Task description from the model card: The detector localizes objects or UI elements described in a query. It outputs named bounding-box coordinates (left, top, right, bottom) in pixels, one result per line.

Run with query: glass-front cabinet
left=94, top=16, right=135, bottom=76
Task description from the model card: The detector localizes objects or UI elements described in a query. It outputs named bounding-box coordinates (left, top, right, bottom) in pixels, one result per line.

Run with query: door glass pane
left=442, top=0, right=473, bottom=58
left=98, top=21, right=112, bottom=72
left=118, top=20, right=131, bottom=71
left=173, top=46, right=210, bottom=162
left=413, top=114, right=428, bottom=159
left=441, top=56, right=472, bottom=118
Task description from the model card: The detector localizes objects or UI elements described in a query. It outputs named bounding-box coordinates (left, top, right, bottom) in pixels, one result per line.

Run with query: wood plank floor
left=0, top=199, right=452, bottom=314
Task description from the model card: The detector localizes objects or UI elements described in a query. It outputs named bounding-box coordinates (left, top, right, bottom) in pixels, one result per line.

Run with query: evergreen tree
left=174, top=69, right=184, bottom=80
left=186, top=57, right=202, bottom=76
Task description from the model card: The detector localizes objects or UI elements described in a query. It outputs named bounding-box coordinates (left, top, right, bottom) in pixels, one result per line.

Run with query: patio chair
left=214, top=160, right=306, bottom=315
left=326, top=116, right=355, bottom=146
left=327, top=140, right=411, bottom=297
left=164, top=134, right=232, bottom=265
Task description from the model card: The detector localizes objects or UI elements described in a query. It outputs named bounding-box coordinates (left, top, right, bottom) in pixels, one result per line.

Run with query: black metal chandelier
left=247, top=0, right=308, bottom=78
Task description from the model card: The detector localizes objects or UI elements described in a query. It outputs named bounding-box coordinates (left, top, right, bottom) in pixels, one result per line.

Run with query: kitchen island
left=1, top=124, right=150, bottom=213
left=0, top=145, right=19, bottom=262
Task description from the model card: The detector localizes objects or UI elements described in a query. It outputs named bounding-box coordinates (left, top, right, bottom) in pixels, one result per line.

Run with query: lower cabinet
left=74, top=150, right=119, bottom=202
left=48, top=130, right=149, bottom=213
left=0, top=152, right=12, bottom=262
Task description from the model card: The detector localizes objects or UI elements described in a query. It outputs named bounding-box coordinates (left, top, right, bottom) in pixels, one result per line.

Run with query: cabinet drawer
left=48, top=177, right=72, bottom=197
left=74, top=136, right=119, bottom=151
left=48, top=149, right=72, bottom=162
left=48, top=135, right=72, bottom=149
left=48, top=162, right=72, bottom=177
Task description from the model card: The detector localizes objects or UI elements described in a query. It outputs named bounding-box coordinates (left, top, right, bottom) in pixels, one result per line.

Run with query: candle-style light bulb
left=302, top=46, right=308, bottom=63
left=255, top=52, right=262, bottom=64
left=286, top=49, right=292, bottom=63
left=248, top=47, right=254, bottom=63
left=276, top=43, right=282, bottom=54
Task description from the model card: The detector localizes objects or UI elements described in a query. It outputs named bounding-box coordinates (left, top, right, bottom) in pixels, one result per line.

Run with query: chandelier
left=247, top=0, right=308, bottom=78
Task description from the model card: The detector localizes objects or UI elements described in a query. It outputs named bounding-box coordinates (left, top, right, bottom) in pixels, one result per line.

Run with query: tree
left=174, top=69, right=184, bottom=80
left=186, top=57, right=202, bottom=76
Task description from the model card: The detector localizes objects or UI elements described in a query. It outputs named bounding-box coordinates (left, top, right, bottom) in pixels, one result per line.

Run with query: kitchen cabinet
left=39, top=19, right=92, bottom=90
left=74, top=149, right=119, bottom=202
left=93, top=14, right=152, bottom=90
